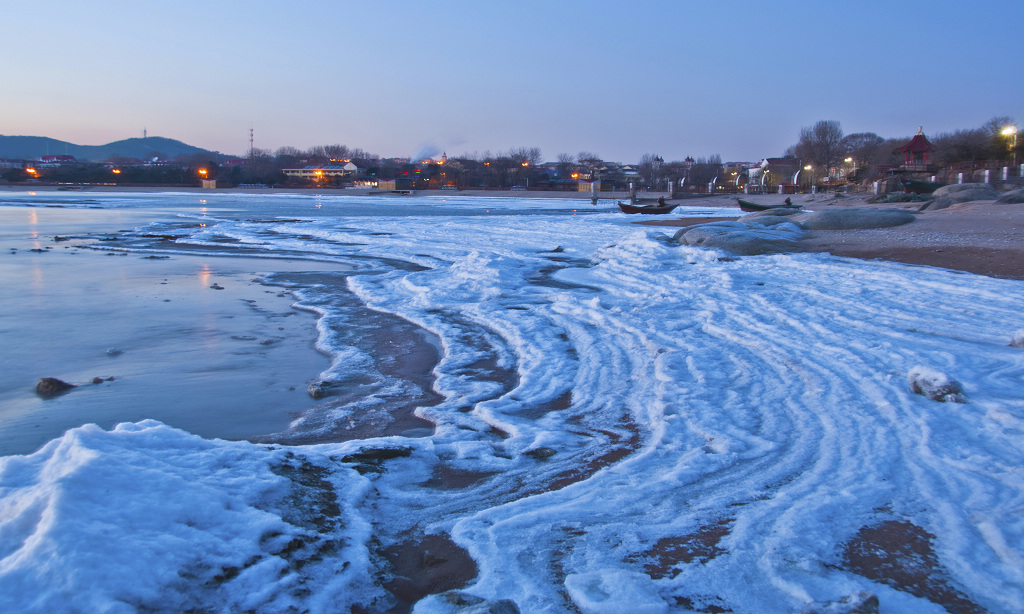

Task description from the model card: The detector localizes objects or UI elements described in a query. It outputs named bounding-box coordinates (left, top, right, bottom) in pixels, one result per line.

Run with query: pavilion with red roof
left=897, top=127, right=933, bottom=169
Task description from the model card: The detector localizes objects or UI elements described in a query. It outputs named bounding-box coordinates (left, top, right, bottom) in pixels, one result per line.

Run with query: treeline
left=788, top=116, right=1019, bottom=182
left=5, top=116, right=1017, bottom=188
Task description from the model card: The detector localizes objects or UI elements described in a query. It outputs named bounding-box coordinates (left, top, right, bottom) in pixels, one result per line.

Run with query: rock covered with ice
left=924, top=183, right=999, bottom=211
left=1010, top=329, right=1024, bottom=348
left=563, top=569, right=667, bottom=614
left=673, top=220, right=807, bottom=255
left=907, top=366, right=967, bottom=403
left=801, top=591, right=879, bottom=614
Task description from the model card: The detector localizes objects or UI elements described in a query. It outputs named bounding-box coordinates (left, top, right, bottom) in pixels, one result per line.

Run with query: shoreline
left=6, top=185, right=1023, bottom=280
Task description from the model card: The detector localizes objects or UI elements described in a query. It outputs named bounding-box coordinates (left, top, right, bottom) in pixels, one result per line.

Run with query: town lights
left=198, top=169, right=208, bottom=177
left=112, top=169, right=121, bottom=174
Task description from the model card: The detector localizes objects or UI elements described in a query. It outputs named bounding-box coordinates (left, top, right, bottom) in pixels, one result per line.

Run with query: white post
left=984, top=169, right=991, bottom=184
left=958, top=173, right=964, bottom=184
left=778, top=184, right=784, bottom=194
left=873, top=181, right=880, bottom=195
left=1004, top=167, right=1010, bottom=181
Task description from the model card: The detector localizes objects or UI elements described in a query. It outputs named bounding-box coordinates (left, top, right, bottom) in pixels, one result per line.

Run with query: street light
left=1002, top=126, right=1018, bottom=166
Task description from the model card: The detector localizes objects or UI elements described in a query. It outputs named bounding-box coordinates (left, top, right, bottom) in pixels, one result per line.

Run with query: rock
left=924, top=183, right=998, bottom=211
left=740, top=213, right=802, bottom=226
left=36, top=377, right=76, bottom=398
left=802, top=591, right=879, bottom=614
left=307, top=381, right=333, bottom=399
left=210, top=283, right=225, bottom=290
left=797, top=208, right=916, bottom=230
left=92, top=377, right=104, bottom=384
left=1010, top=329, right=1024, bottom=348
left=674, top=221, right=806, bottom=256
left=995, top=187, right=1024, bottom=204
left=524, top=447, right=557, bottom=460
left=106, top=348, right=123, bottom=357
left=416, top=591, right=521, bottom=614
left=741, top=207, right=803, bottom=218
left=907, top=366, right=966, bottom=403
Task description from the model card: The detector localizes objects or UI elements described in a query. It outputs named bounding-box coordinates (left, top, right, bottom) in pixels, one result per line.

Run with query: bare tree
left=323, top=144, right=351, bottom=161
left=794, top=120, right=846, bottom=179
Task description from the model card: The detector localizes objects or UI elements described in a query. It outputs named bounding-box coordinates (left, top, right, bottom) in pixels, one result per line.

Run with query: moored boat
left=617, top=201, right=679, bottom=214
left=736, top=198, right=802, bottom=213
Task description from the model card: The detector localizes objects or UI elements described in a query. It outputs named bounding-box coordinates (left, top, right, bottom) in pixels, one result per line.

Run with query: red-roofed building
left=897, top=127, right=933, bottom=170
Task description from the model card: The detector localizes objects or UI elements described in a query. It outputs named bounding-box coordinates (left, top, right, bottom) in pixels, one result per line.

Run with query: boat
left=736, top=198, right=802, bottom=213
left=617, top=201, right=679, bottom=215
left=902, top=180, right=946, bottom=194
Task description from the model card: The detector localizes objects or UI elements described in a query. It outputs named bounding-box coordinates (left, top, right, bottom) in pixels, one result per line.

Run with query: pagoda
left=897, top=127, right=933, bottom=170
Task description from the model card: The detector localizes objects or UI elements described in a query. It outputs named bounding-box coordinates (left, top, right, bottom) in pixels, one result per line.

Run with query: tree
left=794, top=120, right=846, bottom=179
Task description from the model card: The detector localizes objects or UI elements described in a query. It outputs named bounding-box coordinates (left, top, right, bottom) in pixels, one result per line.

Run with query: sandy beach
left=628, top=192, right=1024, bottom=281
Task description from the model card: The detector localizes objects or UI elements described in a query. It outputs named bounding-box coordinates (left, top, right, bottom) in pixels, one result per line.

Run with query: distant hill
left=0, top=135, right=229, bottom=162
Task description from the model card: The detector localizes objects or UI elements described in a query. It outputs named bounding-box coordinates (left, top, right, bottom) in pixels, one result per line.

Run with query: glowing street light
left=1002, top=126, right=1018, bottom=166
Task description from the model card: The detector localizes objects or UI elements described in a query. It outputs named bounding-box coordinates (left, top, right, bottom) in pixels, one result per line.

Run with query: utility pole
left=249, top=128, right=255, bottom=161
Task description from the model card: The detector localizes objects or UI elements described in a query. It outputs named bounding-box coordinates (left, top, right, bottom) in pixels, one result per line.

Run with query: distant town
left=1, top=117, right=1019, bottom=194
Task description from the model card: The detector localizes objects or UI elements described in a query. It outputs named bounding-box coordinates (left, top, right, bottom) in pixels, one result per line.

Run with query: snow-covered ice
left=1, top=192, right=1023, bottom=613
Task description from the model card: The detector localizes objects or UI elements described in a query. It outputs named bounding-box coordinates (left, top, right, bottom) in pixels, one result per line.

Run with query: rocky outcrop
left=922, top=183, right=999, bottom=211
left=674, top=221, right=807, bottom=255
left=795, top=209, right=916, bottom=230
left=995, top=187, right=1024, bottom=204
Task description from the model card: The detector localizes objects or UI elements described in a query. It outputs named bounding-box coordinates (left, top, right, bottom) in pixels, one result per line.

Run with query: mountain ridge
left=0, top=135, right=230, bottom=162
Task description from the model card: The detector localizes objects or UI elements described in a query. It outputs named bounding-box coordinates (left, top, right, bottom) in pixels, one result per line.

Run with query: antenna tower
left=249, top=128, right=254, bottom=160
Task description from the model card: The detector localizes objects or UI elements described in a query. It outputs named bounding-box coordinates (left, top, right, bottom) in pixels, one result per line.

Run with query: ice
left=2, top=192, right=1023, bottom=612
left=564, top=569, right=667, bottom=614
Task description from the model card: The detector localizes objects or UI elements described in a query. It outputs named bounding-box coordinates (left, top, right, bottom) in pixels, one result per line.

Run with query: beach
left=1, top=187, right=1023, bottom=613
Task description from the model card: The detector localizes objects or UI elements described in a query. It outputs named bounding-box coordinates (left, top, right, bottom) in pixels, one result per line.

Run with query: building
left=896, top=127, right=933, bottom=171
left=282, top=162, right=360, bottom=179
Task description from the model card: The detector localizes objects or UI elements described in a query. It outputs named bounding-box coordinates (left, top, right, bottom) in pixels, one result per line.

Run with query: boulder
left=674, top=221, right=806, bottom=256
left=739, top=213, right=802, bottom=227
left=36, top=377, right=76, bottom=398
left=802, top=591, right=879, bottom=614
left=797, top=209, right=916, bottom=230
left=995, top=187, right=1024, bottom=204
left=416, top=591, right=520, bottom=613
left=307, top=381, right=333, bottom=399
left=907, top=366, right=966, bottom=403
left=924, top=183, right=998, bottom=210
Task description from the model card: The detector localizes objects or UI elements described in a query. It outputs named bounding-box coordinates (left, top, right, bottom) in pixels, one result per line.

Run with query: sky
left=2, top=0, right=1022, bottom=163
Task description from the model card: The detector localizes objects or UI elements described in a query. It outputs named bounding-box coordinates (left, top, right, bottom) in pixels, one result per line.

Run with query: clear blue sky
left=2, top=0, right=1021, bottom=163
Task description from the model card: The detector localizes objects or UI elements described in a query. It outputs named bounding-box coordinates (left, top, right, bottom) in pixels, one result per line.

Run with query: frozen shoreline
left=2, top=191, right=1023, bottom=613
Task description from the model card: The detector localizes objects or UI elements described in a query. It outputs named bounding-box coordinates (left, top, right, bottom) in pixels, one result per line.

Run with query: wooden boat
left=617, top=201, right=679, bottom=215
left=902, top=180, right=945, bottom=194
left=736, top=198, right=802, bottom=213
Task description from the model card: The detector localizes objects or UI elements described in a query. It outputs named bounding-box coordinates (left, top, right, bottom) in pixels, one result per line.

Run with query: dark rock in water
left=106, top=348, right=123, bottom=357
left=36, top=377, right=76, bottom=398
left=92, top=377, right=104, bottom=384
left=307, top=381, right=333, bottom=399
left=524, top=447, right=557, bottom=460
left=210, top=283, right=225, bottom=290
